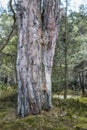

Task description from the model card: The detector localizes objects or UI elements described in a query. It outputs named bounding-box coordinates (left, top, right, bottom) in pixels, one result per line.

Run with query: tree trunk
left=16, top=0, right=63, bottom=117
left=79, top=72, right=86, bottom=96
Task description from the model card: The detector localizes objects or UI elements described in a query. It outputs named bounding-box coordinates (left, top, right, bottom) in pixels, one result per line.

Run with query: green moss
left=0, top=87, right=87, bottom=130
left=78, top=97, right=87, bottom=104
left=78, top=116, right=87, bottom=123
left=53, top=127, right=67, bottom=130
left=2, top=121, right=24, bottom=130
left=0, top=111, right=7, bottom=118
left=74, top=123, right=87, bottom=130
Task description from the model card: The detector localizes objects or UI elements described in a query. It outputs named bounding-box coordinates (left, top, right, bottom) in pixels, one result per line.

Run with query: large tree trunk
left=16, top=0, right=62, bottom=117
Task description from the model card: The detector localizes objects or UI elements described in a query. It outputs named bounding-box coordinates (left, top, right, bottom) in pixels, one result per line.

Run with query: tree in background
left=52, top=3, right=87, bottom=97
left=0, top=5, right=17, bottom=85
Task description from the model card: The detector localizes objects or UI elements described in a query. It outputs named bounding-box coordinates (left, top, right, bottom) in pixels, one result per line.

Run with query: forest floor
left=0, top=86, right=87, bottom=130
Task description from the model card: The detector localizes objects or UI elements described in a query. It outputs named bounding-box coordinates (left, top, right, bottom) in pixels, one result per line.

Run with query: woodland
left=0, top=0, right=87, bottom=130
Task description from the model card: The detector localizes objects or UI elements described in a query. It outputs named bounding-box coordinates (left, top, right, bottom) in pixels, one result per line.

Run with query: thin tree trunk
left=79, top=72, right=85, bottom=96
left=64, top=0, right=68, bottom=99
left=16, top=0, right=63, bottom=117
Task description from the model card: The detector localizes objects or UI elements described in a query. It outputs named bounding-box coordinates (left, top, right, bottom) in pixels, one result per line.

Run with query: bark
left=41, top=0, right=62, bottom=109
left=79, top=72, right=86, bottom=96
left=16, top=0, right=63, bottom=117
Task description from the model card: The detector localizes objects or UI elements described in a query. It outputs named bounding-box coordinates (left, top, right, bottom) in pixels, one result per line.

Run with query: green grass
left=0, top=85, right=87, bottom=130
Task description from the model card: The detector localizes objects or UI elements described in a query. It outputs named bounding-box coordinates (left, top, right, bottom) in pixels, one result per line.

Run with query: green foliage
left=0, top=10, right=17, bottom=85
left=0, top=84, right=17, bottom=101
left=52, top=6, right=87, bottom=93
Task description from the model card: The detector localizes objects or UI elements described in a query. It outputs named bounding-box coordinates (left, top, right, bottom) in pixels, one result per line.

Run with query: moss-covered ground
left=0, top=86, right=87, bottom=130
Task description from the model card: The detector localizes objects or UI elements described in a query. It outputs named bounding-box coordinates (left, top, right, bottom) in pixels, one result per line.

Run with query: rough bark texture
left=79, top=72, right=87, bottom=96
left=16, top=0, right=62, bottom=117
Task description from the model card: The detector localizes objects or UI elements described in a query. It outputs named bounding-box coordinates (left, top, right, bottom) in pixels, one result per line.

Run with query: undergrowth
left=0, top=85, right=87, bottom=130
